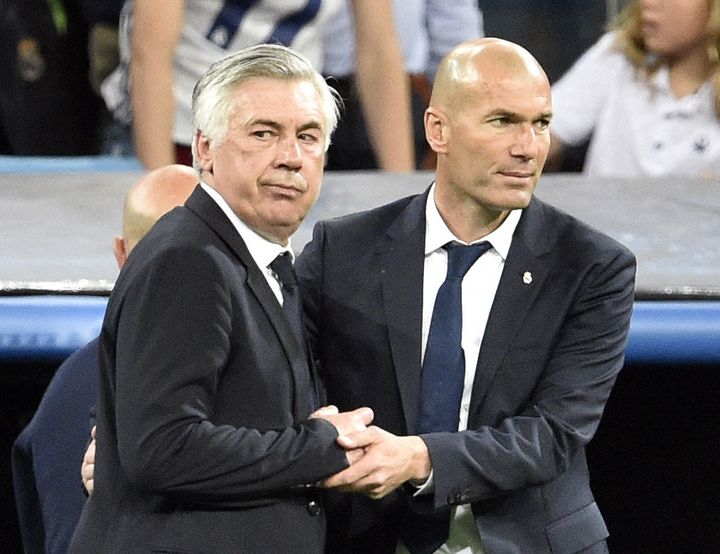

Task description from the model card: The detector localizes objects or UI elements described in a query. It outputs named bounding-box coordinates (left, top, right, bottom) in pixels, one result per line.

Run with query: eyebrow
left=487, top=109, right=553, bottom=121
left=250, top=119, right=323, bottom=133
left=298, top=120, right=323, bottom=133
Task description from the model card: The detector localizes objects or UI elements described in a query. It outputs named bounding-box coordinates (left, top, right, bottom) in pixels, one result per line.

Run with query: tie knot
left=443, top=242, right=491, bottom=280
left=269, top=251, right=296, bottom=290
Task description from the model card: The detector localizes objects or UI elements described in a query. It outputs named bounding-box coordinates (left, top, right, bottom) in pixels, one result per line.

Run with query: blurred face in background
left=639, top=0, right=712, bottom=59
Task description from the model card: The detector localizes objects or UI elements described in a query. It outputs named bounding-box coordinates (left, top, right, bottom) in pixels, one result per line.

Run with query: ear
left=113, top=236, right=128, bottom=270
left=424, top=107, right=449, bottom=154
left=193, top=131, right=214, bottom=173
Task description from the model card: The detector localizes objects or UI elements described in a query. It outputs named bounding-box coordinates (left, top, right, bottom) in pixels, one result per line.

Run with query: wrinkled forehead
left=231, top=79, right=325, bottom=121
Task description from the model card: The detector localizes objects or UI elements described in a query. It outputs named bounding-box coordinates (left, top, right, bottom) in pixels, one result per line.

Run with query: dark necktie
left=270, top=252, right=305, bottom=345
left=404, top=241, right=491, bottom=554
left=269, top=252, right=318, bottom=409
left=417, top=241, right=491, bottom=434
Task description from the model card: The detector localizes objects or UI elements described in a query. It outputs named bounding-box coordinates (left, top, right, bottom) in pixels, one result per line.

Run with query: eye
left=535, top=118, right=551, bottom=130
left=298, top=131, right=321, bottom=143
left=252, top=129, right=275, bottom=139
left=490, top=116, right=512, bottom=126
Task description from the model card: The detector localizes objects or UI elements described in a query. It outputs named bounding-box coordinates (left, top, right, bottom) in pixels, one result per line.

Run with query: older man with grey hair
left=69, top=44, right=373, bottom=554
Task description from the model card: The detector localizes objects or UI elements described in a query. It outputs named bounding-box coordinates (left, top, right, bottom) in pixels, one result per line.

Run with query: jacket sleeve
left=419, top=244, right=636, bottom=509
left=111, top=244, right=348, bottom=506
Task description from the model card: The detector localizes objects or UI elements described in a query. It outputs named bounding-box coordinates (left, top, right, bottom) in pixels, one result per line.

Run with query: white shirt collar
left=651, top=66, right=714, bottom=113
left=200, top=182, right=292, bottom=271
left=424, top=183, right=521, bottom=259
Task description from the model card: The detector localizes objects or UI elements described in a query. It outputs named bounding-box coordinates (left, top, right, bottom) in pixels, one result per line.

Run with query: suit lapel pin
left=522, top=271, right=533, bottom=284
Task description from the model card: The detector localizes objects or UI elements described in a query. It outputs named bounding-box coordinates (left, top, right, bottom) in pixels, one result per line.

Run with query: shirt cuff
left=410, top=469, right=435, bottom=496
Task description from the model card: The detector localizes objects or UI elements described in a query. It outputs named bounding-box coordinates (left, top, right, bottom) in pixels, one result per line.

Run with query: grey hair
left=191, top=44, right=341, bottom=162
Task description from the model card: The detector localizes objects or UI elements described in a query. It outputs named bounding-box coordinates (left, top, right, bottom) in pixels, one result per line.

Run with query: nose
left=509, top=123, right=539, bottom=160
left=275, top=135, right=303, bottom=170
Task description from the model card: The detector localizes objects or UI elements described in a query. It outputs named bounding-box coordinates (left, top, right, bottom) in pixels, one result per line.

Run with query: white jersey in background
left=551, top=31, right=720, bottom=178
left=102, top=0, right=342, bottom=147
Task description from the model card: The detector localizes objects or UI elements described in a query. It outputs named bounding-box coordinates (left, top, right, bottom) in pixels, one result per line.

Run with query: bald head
left=122, top=164, right=198, bottom=251
left=424, top=38, right=553, bottom=242
left=430, top=38, right=549, bottom=112
left=114, top=165, right=198, bottom=268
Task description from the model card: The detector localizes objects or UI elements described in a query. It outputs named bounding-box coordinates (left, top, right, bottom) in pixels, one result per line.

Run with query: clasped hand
left=311, top=405, right=431, bottom=499
left=81, top=407, right=432, bottom=500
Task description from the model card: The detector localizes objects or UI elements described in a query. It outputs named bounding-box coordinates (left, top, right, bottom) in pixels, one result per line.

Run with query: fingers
left=83, top=477, right=94, bottom=495
left=341, top=407, right=374, bottom=434
left=322, top=456, right=396, bottom=499
left=309, top=405, right=339, bottom=418
left=344, top=447, right=365, bottom=465
left=312, top=406, right=374, bottom=438
left=352, top=406, right=374, bottom=426
left=337, top=425, right=383, bottom=449
left=323, top=462, right=399, bottom=500
left=323, top=433, right=431, bottom=500
left=322, top=457, right=372, bottom=490
left=81, top=437, right=96, bottom=495
left=84, top=437, right=96, bottom=465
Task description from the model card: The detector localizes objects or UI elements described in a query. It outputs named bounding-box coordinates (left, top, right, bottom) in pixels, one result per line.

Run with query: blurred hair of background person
left=546, top=0, right=720, bottom=178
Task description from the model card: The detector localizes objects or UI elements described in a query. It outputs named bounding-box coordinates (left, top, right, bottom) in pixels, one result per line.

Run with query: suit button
left=307, top=499, right=321, bottom=516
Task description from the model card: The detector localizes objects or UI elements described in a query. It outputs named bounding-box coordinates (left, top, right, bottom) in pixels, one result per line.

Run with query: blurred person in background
left=322, top=0, right=483, bottom=170
left=102, top=0, right=414, bottom=171
left=0, top=0, right=121, bottom=156
left=547, top=0, right=720, bottom=178
left=11, top=164, right=197, bottom=554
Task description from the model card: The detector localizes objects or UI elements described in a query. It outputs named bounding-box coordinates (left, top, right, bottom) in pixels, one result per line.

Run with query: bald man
left=114, top=164, right=199, bottom=263
left=297, top=38, right=636, bottom=553
left=11, top=165, right=198, bottom=554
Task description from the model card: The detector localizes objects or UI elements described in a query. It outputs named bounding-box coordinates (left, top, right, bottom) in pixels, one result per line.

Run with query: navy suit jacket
left=69, top=186, right=349, bottom=553
left=12, top=338, right=98, bottom=554
left=297, top=188, right=636, bottom=553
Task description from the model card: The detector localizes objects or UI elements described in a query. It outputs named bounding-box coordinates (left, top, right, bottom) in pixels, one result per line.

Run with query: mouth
left=263, top=181, right=305, bottom=198
left=498, top=170, right=535, bottom=183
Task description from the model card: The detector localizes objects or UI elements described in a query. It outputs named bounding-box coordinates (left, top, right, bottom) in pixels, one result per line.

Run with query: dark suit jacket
left=12, top=338, right=98, bottom=554
left=69, top=186, right=349, bottom=553
left=296, top=189, right=636, bottom=554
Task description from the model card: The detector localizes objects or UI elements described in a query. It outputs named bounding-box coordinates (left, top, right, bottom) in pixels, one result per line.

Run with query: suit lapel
left=185, top=187, right=311, bottom=420
left=377, top=190, right=429, bottom=433
left=468, top=198, right=554, bottom=420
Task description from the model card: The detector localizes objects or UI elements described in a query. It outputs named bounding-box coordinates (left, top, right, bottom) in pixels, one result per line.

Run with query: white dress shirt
left=397, top=184, right=521, bottom=554
left=200, top=183, right=292, bottom=305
